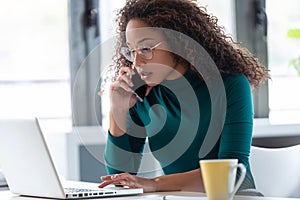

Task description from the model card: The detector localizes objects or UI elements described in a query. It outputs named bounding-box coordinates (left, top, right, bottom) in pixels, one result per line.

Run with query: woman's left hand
left=98, top=173, right=156, bottom=192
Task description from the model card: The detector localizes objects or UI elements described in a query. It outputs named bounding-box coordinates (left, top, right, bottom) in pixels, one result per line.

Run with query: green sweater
left=105, top=71, right=255, bottom=190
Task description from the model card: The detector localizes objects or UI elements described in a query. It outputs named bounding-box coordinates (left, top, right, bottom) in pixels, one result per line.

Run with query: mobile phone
left=131, top=71, right=147, bottom=102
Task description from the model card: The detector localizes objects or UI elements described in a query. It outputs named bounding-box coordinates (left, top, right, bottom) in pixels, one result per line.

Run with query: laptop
left=0, top=118, right=143, bottom=199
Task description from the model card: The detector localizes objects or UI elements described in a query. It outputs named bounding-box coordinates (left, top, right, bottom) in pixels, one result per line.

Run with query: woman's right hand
left=109, top=66, right=138, bottom=111
left=108, top=67, right=138, bottom=136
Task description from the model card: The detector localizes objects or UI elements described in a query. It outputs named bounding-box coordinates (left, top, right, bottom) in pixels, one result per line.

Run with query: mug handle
left=228, top=163, right=246, bottom=200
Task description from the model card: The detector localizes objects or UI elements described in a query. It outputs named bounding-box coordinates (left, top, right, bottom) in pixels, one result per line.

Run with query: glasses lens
left=139, top=47, right=152, bottom=59
left=120, top=45, right=155, bottom=61
left=120, top=47, right=133, bottom=62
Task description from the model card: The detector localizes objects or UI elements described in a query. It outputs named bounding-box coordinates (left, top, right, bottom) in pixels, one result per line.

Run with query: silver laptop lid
left=0, top=118, right=66, bottom=199
left=0, top=118, right=143, bottom=199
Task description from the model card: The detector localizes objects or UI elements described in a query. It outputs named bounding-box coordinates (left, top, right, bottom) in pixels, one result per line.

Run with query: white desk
left=1, top=190, right=300, bottom=200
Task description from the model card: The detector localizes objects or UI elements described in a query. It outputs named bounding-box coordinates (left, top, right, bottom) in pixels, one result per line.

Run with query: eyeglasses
left=120, top=42, right=162, bottom=62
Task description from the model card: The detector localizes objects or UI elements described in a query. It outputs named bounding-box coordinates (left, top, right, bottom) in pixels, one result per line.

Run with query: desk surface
left=1, top=190, right=300, bottom=200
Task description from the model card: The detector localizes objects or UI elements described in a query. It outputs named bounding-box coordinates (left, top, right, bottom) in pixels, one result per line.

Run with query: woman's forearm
left=99, top=169, right=205, bottom=193
left=152, top=169, right=205, bottom=192
left=109, top=109, right=128, bottom=137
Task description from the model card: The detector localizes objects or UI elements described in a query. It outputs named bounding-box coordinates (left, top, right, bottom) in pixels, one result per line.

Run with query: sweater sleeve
left=218, top=75, right=255, bottom=190
left=105, top=108, right=146, bottom=175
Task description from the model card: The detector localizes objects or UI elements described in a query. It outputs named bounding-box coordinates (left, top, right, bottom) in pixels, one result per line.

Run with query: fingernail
left=120, top=181, right=126, bottom=185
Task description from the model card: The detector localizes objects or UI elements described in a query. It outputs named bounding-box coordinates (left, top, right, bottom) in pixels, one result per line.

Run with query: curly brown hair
left=109, top=0, right=270, bottom=88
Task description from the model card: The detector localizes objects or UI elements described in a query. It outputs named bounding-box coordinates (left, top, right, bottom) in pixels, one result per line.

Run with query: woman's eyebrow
left=126, top=38, right=156, bottom=46
left=137, top=38, right=156, bottom=44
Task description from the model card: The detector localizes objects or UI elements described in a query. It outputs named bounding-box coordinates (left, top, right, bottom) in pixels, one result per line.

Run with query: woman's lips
left=140, top=71, right=153, bottom=80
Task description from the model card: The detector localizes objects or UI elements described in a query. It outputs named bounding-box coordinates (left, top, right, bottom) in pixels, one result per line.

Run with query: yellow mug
left=199, top=159, right=246, bottom=200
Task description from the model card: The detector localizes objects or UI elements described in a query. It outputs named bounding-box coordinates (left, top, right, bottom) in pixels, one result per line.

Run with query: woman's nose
left=133, top=52, right=144, bottom=67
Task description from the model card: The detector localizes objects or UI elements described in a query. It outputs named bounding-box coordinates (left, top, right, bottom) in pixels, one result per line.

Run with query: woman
left=98, top=0, right=270, bottom=193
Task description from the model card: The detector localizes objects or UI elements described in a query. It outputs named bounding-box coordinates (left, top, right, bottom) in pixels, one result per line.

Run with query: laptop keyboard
left=65, top=187, right=103, bottom=193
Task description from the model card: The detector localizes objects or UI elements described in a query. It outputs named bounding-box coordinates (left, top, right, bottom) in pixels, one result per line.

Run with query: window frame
left=235, top=0, right=269, bottom=118
left=68, top=0, right=102, bottom=126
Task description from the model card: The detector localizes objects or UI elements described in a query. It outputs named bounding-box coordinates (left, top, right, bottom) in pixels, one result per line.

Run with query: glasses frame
left=120, top=42, right=162, bottom=62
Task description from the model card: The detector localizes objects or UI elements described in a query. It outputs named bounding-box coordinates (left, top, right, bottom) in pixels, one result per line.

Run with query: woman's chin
left=142, top=75, right=163, bottom=86
left=146, top=81, right=159, bottom=87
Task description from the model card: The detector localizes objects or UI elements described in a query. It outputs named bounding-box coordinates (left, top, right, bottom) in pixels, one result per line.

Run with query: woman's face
left=125, top=19, right=186, bottom=86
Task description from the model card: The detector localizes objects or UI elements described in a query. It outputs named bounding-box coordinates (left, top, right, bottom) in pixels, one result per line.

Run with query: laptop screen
left=0, top=118, right=143, bottom=199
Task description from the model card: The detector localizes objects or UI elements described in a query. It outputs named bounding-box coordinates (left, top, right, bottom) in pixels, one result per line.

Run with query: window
left=0, top=1, right=71, bottom=131
left=267, top=0, right=300, bottom=124
left=199, top=0, right=236, bottom=39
